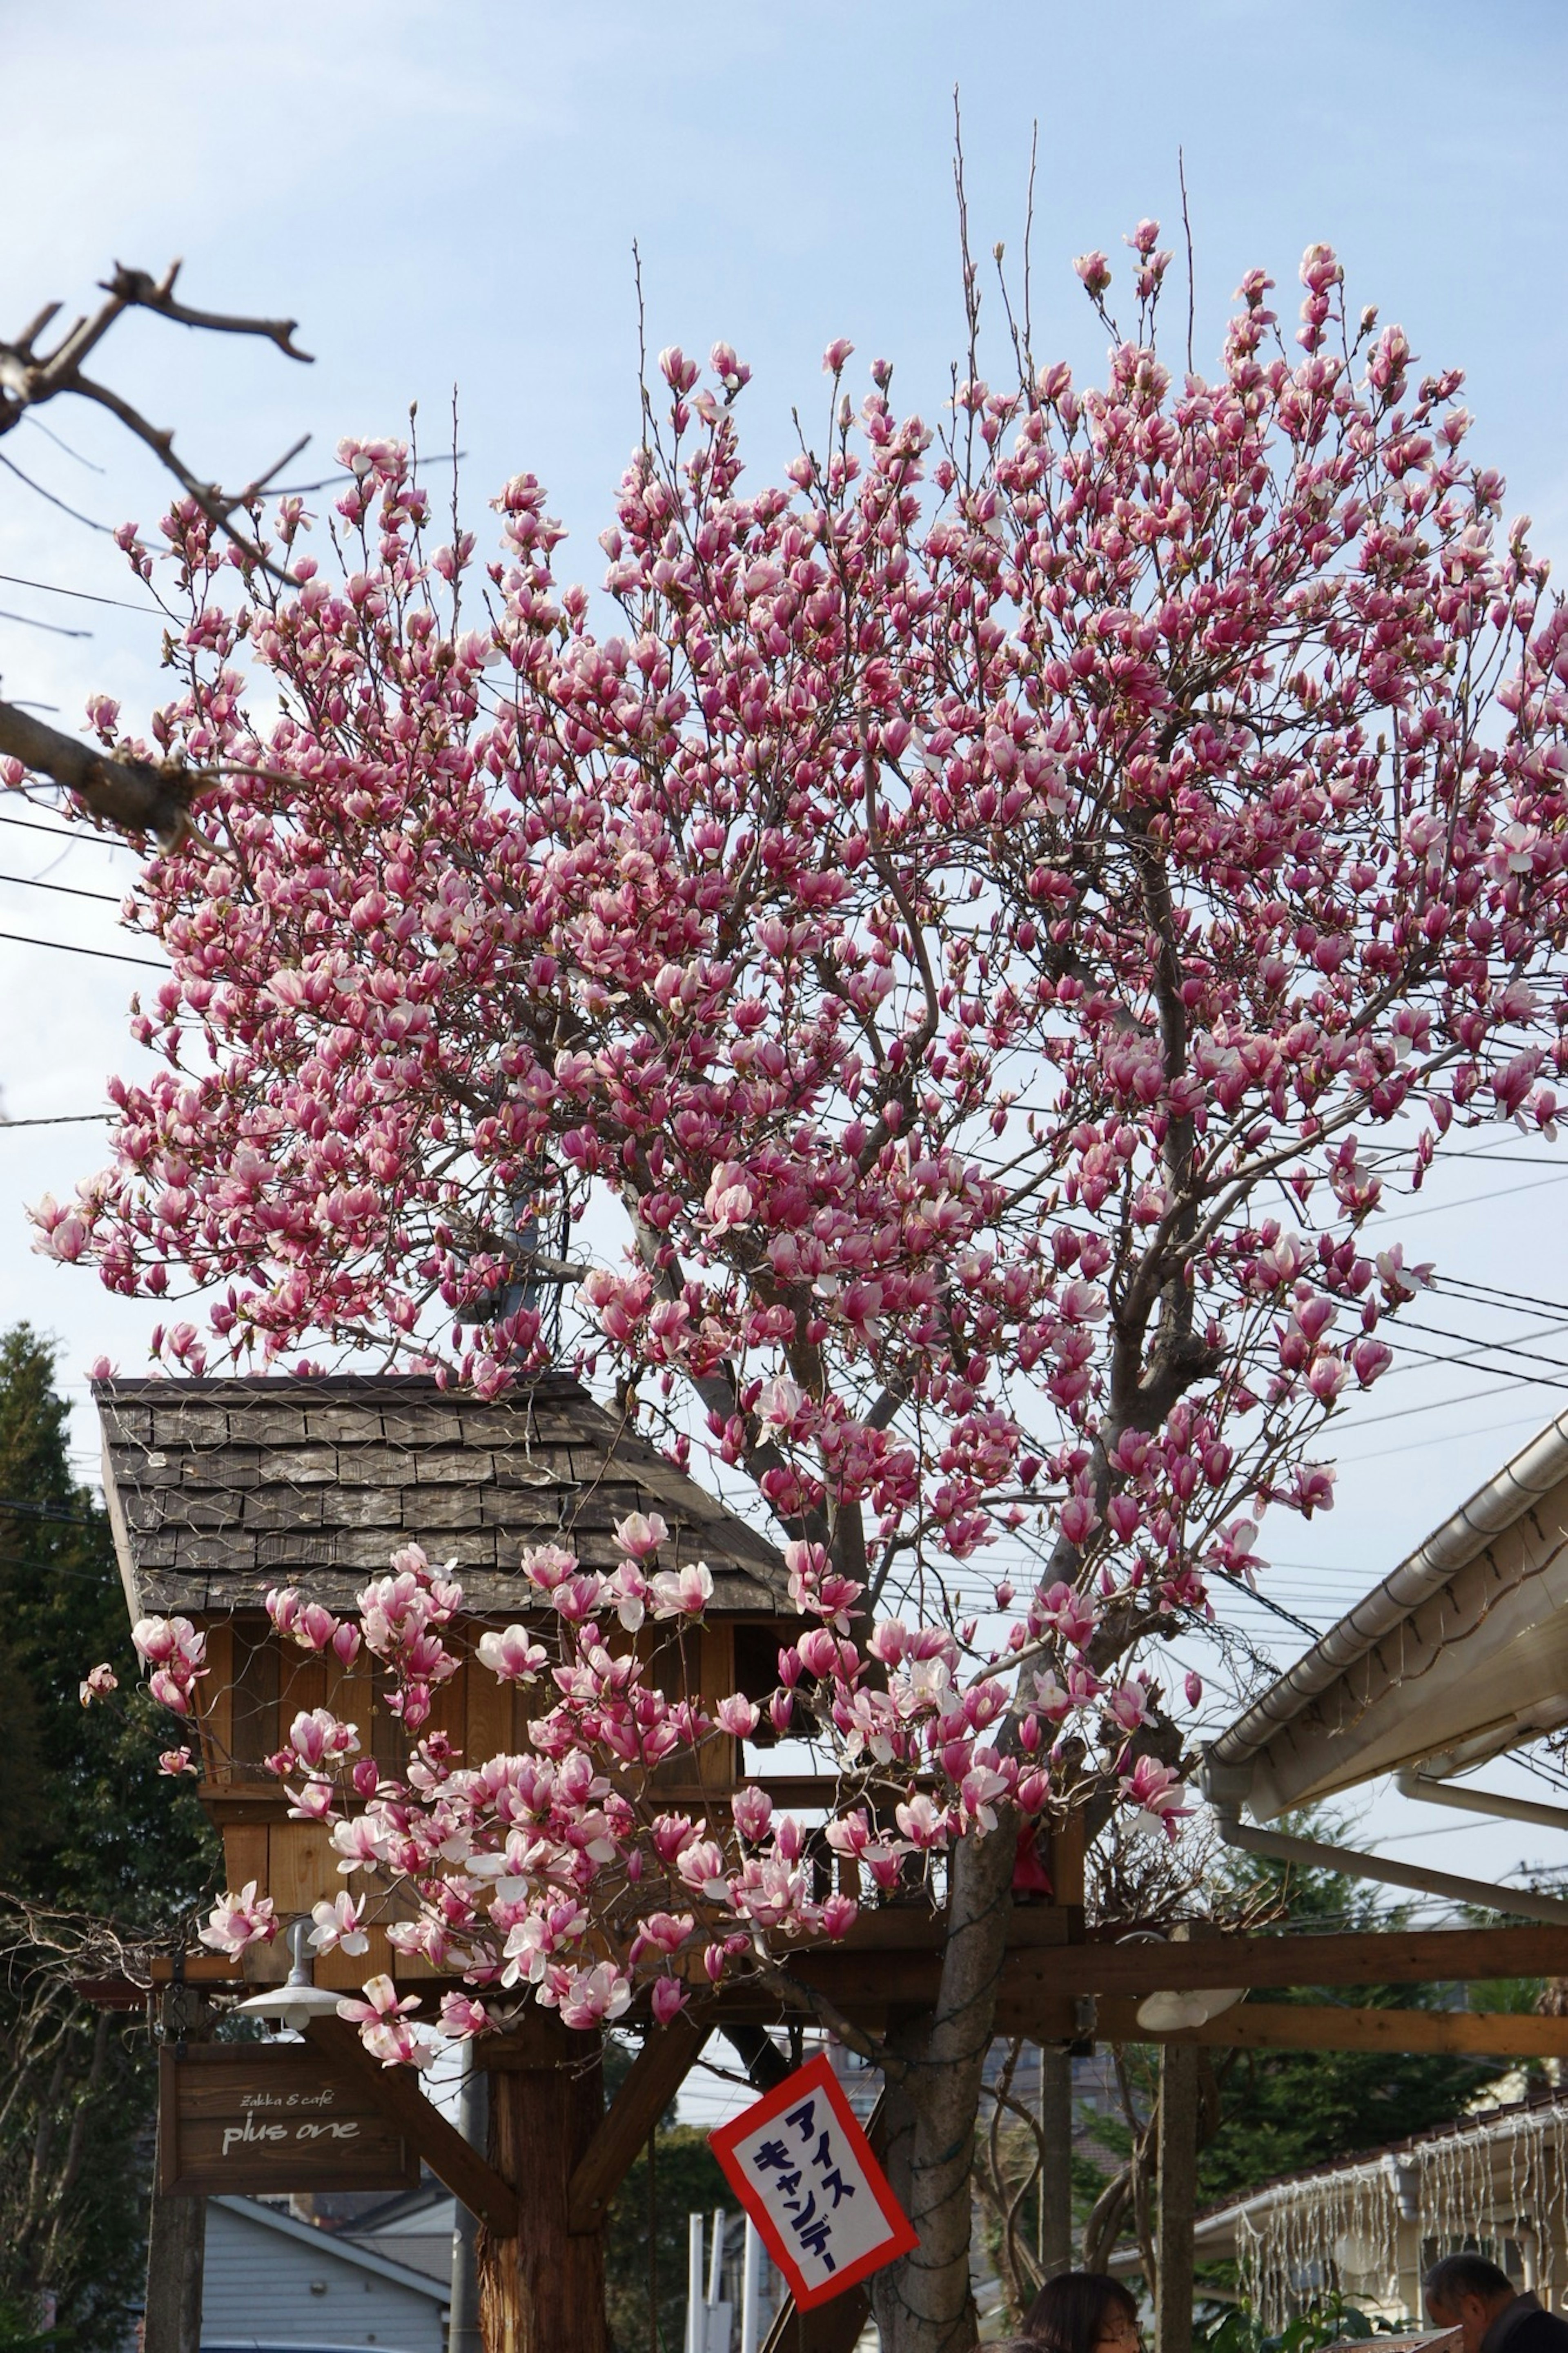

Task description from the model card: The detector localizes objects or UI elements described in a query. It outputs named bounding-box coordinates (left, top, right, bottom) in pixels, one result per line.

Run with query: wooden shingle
left=96, top=1374, right=791, bottom=1618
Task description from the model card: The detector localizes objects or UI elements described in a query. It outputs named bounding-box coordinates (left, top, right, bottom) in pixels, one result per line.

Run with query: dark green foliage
left=604, top=2124, right=733, bottom=2353
left=0, top=1327, right=219, bottom=2353
left=1194, top=2294, right=1376, bottom=2353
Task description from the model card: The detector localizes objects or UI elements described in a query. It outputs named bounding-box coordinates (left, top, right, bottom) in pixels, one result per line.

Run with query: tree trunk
left=476, top=2023, right=608, bottom=2353
left=1154, top=2044, right=1197, bottom=2353
left=1037, top=2045, right=1073, bottom=2283
left=871, top=1819, right=1017, bottom=2353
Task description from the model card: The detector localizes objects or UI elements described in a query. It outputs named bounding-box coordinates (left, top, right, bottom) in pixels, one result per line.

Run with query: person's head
left=1423, top=2254, right=1519, bottom=2353
left=1023, top=2271, right=1142, bottom=2353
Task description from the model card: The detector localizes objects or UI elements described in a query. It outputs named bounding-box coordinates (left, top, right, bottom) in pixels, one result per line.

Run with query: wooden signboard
left=158, top=2043, right=419, bottom=2195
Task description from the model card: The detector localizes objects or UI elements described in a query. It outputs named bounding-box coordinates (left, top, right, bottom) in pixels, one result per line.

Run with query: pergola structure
left=99, top=1378, right=1568, bottom=2353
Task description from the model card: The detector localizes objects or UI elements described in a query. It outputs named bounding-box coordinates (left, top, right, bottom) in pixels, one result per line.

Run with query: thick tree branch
left=0, top=698, right=194, bottom=844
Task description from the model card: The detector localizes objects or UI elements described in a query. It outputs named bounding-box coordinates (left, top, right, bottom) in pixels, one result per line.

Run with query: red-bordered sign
left=708, top=2052, right=918, bottom=2309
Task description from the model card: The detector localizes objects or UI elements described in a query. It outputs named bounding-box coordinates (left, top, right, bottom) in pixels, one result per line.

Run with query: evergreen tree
left=0, top=1327, right=217, bottom=2351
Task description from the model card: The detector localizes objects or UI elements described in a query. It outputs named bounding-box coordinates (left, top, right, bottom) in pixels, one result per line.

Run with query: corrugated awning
left=1205, top=1408, right=1568, bottom=1818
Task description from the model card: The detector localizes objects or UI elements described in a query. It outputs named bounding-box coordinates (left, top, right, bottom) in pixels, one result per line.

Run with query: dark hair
left=1023, top=2272, right=1140, bottom=2353
left=1425, top=2255, right=1517, bottom=2310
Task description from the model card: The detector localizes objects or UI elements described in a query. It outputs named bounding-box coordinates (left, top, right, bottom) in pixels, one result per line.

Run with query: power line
left=1444, top=1274, right=1568, bottom=1322
left=0, top=607, right=91, bottom=640
left=0, top=449, right=112, bottom=533
left=21, top=413, right=107, bottom=473
left=1394, top=1314, right=1568, bottom=1381
left=0, top=871, right=121, bottom=906
left=0, top=571, right=155, bottom=616
left=1372, top=1169, right=1568, bottom=1224
left=0, top=1494, right=100, bottom=1528
left=0, top=811, right=127, bottom=850
left=0, top=927, right=161, bottom=971
left=0, top=1113, right=111, bottom=1129
left=1333, top=1406, right=1552, bottom=1468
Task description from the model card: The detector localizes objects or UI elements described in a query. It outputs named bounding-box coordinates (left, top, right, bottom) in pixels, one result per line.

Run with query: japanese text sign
left=708, top=2053, right=918, bottom=2309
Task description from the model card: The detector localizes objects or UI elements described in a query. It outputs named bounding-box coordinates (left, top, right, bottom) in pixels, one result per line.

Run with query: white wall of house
left=201, top=2197, right=449, bottom=2353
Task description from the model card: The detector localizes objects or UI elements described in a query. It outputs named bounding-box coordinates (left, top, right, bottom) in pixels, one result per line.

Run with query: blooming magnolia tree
left=42, top=224, right=1568, bottom=2351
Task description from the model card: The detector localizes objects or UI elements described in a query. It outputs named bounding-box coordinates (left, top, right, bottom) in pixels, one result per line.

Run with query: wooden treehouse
left=98, top=1372, right=808, bottom=1992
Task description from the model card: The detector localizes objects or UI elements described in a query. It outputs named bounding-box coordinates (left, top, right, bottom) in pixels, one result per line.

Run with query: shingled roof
left=96, top=1375, right=791, bottom=1619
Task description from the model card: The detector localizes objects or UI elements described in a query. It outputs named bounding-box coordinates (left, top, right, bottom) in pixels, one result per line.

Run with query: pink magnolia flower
left=158, top=1746, right=198, bottom=1775
left=549, top=1962, right=631, bottom=2029
left=439, top=1992, right=493, bottom=2039
left=80, top=1663, right=118, bottom=1706
left=476, top=1625, right=548, bottom=1682
left=201, top=1881, right=277, bottom=1958
left=650, top=1975, right=687, bottom=2025
left=338, top=1976, right=435, bottom=2068
left=650, top=1563, right=713, bottom=1619
left=613, top=1511, right=668, bottom=1561
left=310, top=1892, right=370, bottom=1956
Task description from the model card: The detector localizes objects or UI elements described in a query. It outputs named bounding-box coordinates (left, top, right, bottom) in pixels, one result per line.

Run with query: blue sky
left=4, top=0, right=1568, bottom=1914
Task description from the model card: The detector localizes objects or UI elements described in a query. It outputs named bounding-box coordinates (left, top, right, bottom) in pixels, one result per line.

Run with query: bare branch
left=0, top=258, right=312, bottom=580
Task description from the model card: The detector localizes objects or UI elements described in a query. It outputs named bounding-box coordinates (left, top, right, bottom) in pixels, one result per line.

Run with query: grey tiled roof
left=96, top=1375, right=790, bottom=1617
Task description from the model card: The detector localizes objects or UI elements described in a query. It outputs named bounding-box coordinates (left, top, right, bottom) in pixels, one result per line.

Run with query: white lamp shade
left=1134, top=1989, right=1212, bottom=2032
left=236, top=1980, right=343, bottom=2033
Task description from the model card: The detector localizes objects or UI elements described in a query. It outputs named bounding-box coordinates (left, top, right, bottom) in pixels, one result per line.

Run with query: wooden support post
left=568, top=2013, right=710, bottom=2234
left=1155, top=2043, right=1197, bottom=2353
left=144, top=1987, right=214, bottom=2353
left=1038, top=2044, right=1074, bottom=2283
left=305, top=2017, right=518, bottom=2234
left=143, top=2164, right=205, bottom=2353
left=478, top=2010, right=610, bottom=2353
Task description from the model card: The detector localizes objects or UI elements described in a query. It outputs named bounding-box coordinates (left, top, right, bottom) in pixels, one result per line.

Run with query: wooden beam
left=305, top=2016, right=519, bottom=2237
left=566, top=2014, right=711, bottom=2236
left=1002, top=1921, right=1568, bottom=2000
left=1091, top=2000, right=1568, bottom=2056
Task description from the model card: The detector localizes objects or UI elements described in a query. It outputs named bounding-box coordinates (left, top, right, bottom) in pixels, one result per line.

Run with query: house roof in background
left=96, top=1374, right=790, bottom=1618
left=1205, top=1408, right=1568, bottom=1818
left=208, top=2195, right=451, bottom=2302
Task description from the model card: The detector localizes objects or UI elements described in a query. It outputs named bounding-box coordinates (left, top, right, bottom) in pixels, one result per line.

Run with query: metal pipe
left=445, top=2046, right=487, bottom=2353
left=1394, top=1767, right=1568, bottom=1836
left=1211, top=1809, right=1568, bottom=1926
left=686, top=2215, right=705, bottom=2353
left=739, top=2218, right=762, bottom=2353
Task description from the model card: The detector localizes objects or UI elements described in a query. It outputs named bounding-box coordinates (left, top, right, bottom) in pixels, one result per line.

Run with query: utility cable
left=0, top=871, right=121, bottom=905
left=0, top=928, right=161, bottom=970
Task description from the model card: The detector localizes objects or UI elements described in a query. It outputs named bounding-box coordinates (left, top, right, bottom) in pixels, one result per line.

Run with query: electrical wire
left=0, top=811, right=125, bottom=849
left=1372, top=1169, right=1568, bottom=1223
left=0, top=570, right=152, bottom=614
left=0, top=1113, right=111, bottom=1129
left=0, top=607, right=91, bottom=640
left=0, top=927, right=161, bottom=970
left=1444, top=1275, right=1568, bottom=1322
left=0, top=449, right=112, bottom=533
left=1391, top=1315, right=1568, bottom=1381
left=0, top=871, right=121, bottom=905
